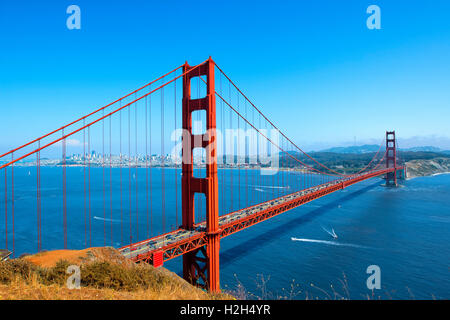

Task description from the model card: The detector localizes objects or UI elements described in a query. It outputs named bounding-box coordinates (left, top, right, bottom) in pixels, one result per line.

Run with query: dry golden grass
left=24, top=249, right=94, bottom=268
left=0, top=276, right=227, bottom=300
left=24, top=247, right=134, bottom=268
left=0, top=248, right=233, bottom=300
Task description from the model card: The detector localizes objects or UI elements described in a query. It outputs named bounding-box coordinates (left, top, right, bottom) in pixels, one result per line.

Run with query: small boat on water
left=331, top=228, right=338, bottom=239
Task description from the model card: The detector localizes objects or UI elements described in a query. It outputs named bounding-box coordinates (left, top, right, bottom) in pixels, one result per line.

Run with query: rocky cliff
left=406, top=158, right=450, bottom=179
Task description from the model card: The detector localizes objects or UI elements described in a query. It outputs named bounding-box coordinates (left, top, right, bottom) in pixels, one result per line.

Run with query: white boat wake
left=250, top=185, right=290, bottom=189
left=94, top=216, right=121, bottom=223
left=321, top=226, right=338, bottom=239
left=291, top=237, right=370, bottom=249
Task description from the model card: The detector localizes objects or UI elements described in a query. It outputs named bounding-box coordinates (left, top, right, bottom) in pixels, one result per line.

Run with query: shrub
left=0, top=259, right=38, bottom=284
left=80, top=262, right=169, bottom=291
left=39, top=260, right=72, bottom=286
left=1, top=256, right=173, bottom=293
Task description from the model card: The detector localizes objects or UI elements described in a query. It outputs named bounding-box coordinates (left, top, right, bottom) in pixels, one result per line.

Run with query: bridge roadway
left=119, top=167, right=402, bottom=264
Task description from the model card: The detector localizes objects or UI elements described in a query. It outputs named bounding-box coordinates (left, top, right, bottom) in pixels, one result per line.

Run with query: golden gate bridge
left=0, top=57, right=404, bottom=292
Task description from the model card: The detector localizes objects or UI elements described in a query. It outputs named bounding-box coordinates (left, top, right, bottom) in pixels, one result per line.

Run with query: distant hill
left=318, top=144, right=447, bottom=154
left=274, top=146, right=450, bottom=175
left=319, top=145, right=380, bottom=154
left=400, top=146, right=442, bottom=152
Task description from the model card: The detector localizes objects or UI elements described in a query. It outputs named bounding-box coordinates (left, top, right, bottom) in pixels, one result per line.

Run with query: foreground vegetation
left=0, top=247, right=231, bottom=300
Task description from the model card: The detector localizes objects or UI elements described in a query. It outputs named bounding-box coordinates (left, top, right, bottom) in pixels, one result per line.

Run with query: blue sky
left=1, top=0, right=450, bottom=151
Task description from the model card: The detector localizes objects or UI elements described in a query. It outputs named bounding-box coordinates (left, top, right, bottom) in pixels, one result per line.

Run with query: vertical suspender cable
left=258, top=113, right=262, bottom=203
left=161, top=77, right=165, bottom=233
left=145, top=95, right=149, bottom=238
left=37, top=140, right=41, bottom=251
left=245, top=99, right=248, bottom=208
left=135, top=93, right=139, bottom=241
left=229, top=81, right=233, bottom=213
left=62, top=129, right=67, bottom=249
left=120, top=105, right=123, bottom=246
left=110, top=114, right=113, bottom=246
left=252, top=107, right=256, bottom=205
left=4, top=168, right=7, bottom=251
left=174, top=74, right=178, bottom=227
left=103, top=111, right=106, bottom=246
left=83, top=122, right=86, bottom=248
left=128, top=98, right=132, bottom=245
left=237, top=92, right=241, bottom=209
left=149, top=85, right=153, bottom=236
left=220, top=72, right=225, bottom=215
left=11, top=153, right=14, bottom=257
left=88, top=128, right=91, bottom=247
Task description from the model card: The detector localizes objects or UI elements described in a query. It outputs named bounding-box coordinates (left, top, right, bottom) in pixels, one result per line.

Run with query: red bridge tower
left=181, top=58, right=220, bottom=292
left=386, top=131, right=398, bottom=186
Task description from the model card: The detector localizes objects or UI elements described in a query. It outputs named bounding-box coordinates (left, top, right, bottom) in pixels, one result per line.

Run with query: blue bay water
left=212, top=173, right=450, bottom=299
left=1, top=167, right=449, bottom=299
